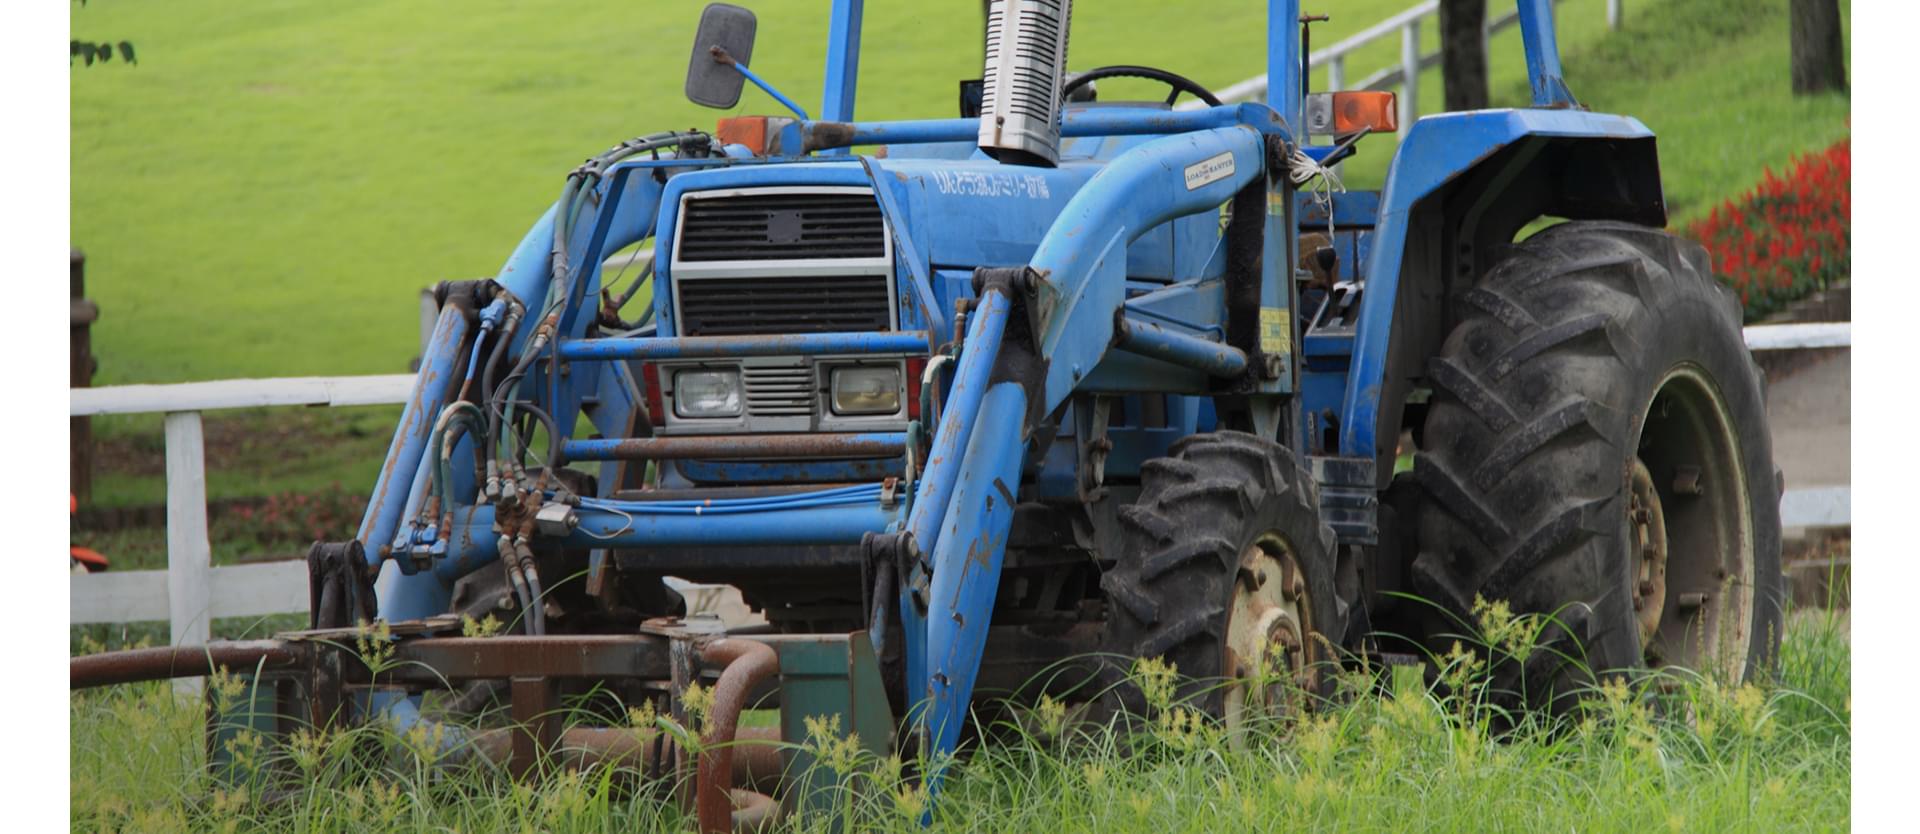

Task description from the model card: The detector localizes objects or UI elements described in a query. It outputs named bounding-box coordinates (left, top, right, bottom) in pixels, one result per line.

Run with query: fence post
left=71, top=250, right=96, bottom=504
left=1607, top=0, right=1622, bottom=30
left=1399, top=19, right=1420, bottom=133
left=164, top=411, right=213, bottom=695
left=1327, top=55, right=1345, bottom=91
left=415, top=287, right=439, bottom=372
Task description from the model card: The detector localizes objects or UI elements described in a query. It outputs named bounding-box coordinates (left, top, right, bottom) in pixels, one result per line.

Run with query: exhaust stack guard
left=977, top=0, right=1074, bottom=166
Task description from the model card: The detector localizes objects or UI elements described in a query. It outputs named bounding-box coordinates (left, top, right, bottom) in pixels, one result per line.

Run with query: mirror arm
left=709, top=46, right=811, bottom=121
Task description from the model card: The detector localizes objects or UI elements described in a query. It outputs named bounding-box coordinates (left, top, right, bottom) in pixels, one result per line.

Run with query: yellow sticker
left=1259, top=307, right=1290, bottom=359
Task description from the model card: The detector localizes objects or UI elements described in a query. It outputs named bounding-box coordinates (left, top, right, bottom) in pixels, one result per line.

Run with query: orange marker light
left=1304, top=91, right=1398, bottom=137
left=715, top=116, right=771, bottom=155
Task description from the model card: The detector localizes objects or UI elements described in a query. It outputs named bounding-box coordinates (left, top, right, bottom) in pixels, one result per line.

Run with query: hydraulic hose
left=513, top=537, right=546, bottom=636
left=499, top=533, right=535, bottom=632
left=425, top=401, right=487, bottom=525
left=501, top=400, right=563, bottom=470
left=548, top=132, right=710, bottom=321
left=574, top=484, right=885, bottom=515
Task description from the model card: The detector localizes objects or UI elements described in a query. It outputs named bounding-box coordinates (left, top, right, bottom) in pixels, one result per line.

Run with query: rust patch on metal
left=695, top=639, right=778, bottom=834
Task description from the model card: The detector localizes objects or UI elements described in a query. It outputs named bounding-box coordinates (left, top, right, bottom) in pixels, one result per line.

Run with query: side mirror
left=686, top=3, right=758, bottom=109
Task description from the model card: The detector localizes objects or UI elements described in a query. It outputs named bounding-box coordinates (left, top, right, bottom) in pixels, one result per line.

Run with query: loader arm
left=904, top=122, right=1276, bottom=768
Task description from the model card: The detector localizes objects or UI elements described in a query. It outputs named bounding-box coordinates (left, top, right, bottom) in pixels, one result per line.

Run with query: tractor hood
left=647, top=130, right=1230, bottom=345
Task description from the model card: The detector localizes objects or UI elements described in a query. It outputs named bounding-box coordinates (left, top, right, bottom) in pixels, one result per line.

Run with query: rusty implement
left=70, top=621, right=894, bottom=833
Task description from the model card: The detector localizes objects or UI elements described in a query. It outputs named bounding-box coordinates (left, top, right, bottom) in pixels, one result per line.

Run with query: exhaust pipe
left=978, top=0, right=1074, bottom=166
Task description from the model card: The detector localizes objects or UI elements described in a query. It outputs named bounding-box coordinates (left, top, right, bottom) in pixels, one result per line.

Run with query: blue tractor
left=73, top=0, right=1782, bottom=827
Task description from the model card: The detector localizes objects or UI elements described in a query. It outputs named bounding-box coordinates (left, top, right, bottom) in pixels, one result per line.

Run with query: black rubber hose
left=488, top=345, right=545, bottom=461
left=523, top=563, right=547, bottom=636
left=548, top=131, right=710, bottom=321
left=480, top=316, right=515, bottom=404
left=609, top=254, right=655, bottom=312
left=478, top=320, right=517, bottom=459
left=512, top=538, right=547, bottom=636
left=507, top=400, right=563, bottom=469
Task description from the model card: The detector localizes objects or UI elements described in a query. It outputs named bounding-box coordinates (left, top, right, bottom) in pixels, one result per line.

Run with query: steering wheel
left=1060, top=65, right=1223, bottom=108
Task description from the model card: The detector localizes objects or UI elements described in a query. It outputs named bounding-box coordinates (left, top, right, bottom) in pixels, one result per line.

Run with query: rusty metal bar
left=562, top=432, right=906, bottom=461
left=697, top=639, right=780, bottom=834
left=542, top=726, right=785, bottom=789
left=509, top=676, right=560, bottom=779
left=70, top=640, right=301, bottom=689
left=382, top=635, right=672, bottom=683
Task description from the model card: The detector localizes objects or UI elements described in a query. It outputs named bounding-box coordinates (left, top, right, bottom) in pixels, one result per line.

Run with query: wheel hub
left=1222, top=534, right=1313, bottom=731
left=1635, top=366, right=1757, bottom=678
left=1628, top=457, right=1669, bottom=649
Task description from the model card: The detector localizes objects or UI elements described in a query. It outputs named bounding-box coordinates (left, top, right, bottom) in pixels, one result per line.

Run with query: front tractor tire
left=1412, top=221, right=1783, bottom=709
left=1100, top=432, right=1345, bottom=720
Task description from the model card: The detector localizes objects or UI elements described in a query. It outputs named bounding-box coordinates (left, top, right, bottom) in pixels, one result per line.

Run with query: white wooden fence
left=69, top=320, right=1850, bottom=644
left=1179, top=0, right=1625, bottom=133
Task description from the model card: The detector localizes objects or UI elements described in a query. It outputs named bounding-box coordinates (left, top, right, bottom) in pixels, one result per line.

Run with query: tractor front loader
left=72, top=1, right=1781, bottom=828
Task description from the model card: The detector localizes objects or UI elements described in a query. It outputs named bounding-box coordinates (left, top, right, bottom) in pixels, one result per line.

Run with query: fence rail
left=71, top=322, right=1847, bottom=643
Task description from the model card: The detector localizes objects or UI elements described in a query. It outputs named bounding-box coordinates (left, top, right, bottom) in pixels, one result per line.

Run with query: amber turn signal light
left=715, top=116, right=771, bottom=155
left=1304, top=91, right=1398, bottom=137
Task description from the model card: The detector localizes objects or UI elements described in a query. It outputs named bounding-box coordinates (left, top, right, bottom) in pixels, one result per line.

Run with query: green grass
left=69, top=602, right=1850, bottom=832
left=1336, top=0, right=1852, bottom=225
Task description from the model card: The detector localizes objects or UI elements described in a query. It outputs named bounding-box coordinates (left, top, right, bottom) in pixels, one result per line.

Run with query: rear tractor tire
left=1100, top=431, right=1346, bottom=724
left=1411, top=221, right=1783, bottom=711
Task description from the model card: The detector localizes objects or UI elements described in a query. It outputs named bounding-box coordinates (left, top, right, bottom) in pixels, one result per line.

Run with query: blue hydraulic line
left=583, top=482, right=879, bottom=505
left=577, top=485, right=884, bottom=514
left=558, top=330, right=928, bottom=361
left=462, top=299, right=506, bottom=387
left=559, top=432, right=907, bottom=461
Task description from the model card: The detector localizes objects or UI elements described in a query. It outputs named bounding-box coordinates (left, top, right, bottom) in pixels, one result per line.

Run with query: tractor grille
left=677, top=192, right=887, bottom=261
left=677, top=275, right=893, bottom=336
left=743, top=365, right=816, bottom=417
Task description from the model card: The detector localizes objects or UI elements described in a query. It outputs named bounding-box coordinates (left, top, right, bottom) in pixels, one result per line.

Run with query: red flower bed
left=1684, top=139, right=1850, bottom=322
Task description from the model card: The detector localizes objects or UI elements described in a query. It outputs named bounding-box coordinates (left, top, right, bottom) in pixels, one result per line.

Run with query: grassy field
left=69, top=602, right=1851, bottom=832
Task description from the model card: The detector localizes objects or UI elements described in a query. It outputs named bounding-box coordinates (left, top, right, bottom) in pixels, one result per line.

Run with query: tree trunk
left=1439, top=0, right=1489, bottom=111
left=1790, top=0, right=1848, bottom=95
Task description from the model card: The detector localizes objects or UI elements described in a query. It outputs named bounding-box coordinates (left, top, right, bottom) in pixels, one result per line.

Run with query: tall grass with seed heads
left=72, top=599, right=1848, bottom=832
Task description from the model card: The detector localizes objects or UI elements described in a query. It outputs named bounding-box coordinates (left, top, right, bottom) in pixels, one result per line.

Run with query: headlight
left=673, top=369, right=742, bottom=418
left=830, top=365, right=902, bottom=415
